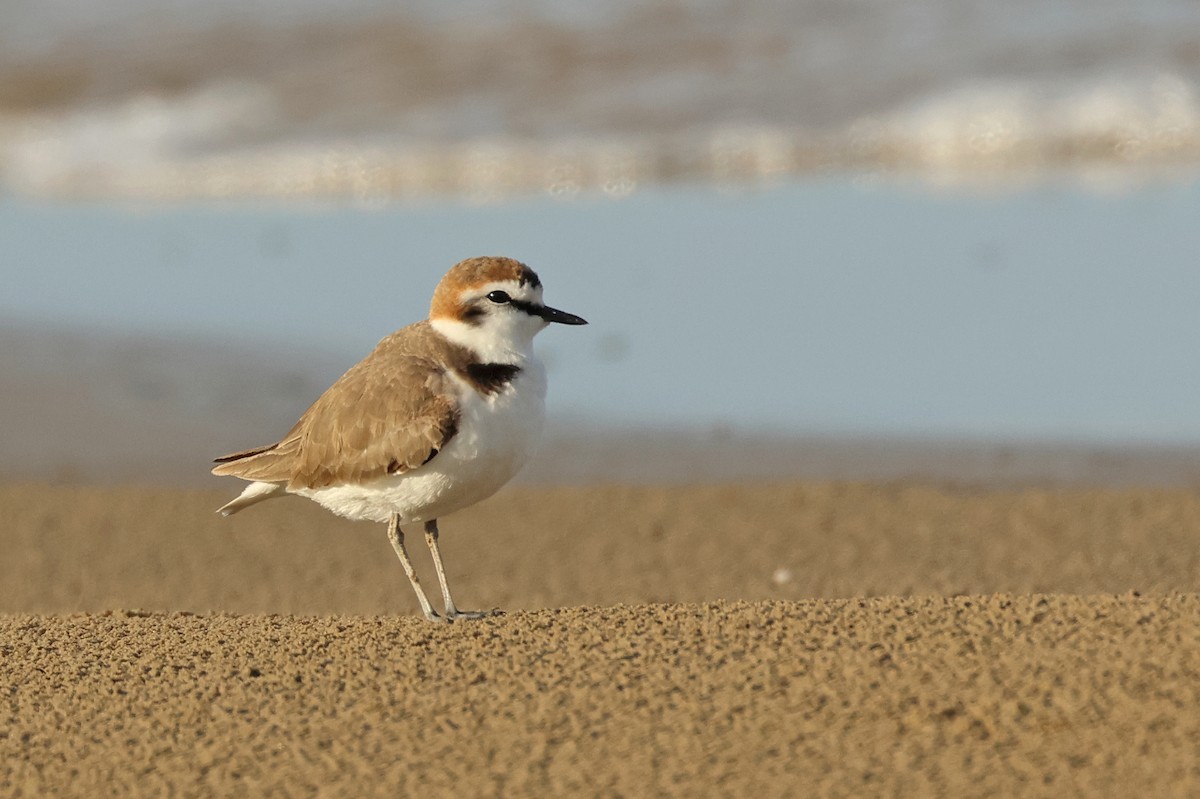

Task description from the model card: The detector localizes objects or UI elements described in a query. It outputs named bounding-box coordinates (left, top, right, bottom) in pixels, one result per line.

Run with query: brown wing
left=212, top=337, right=460, bottom=490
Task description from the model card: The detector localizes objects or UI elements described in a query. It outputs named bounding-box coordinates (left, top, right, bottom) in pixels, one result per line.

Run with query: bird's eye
left=486, top=290, right=511, bottom=304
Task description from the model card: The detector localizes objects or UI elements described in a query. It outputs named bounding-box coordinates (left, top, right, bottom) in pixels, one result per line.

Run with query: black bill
left=536, top=304, right=588, bottom=325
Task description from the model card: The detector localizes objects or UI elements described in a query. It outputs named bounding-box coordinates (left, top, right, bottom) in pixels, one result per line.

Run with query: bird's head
left=430, top=256, right=587, bottom=358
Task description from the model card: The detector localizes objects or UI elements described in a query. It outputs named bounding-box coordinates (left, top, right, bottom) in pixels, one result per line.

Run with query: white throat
left=430, top=316, right=542, bottom=363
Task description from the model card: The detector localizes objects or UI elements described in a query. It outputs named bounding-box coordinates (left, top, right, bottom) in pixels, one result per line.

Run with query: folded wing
left=212, top=348, right=459, bottom=490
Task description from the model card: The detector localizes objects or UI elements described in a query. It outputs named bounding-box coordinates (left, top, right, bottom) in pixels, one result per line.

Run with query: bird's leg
left=424, top=519, right=495, bottom=621
left=386, top=514, right=445, bottom=623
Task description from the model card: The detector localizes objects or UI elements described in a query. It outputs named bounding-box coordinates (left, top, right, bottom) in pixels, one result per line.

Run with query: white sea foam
left=859, top=73, right=1200, bottom=186
left=4, top=73, right=1199, bottom=201
left=1, top=83, right=280, bottom=197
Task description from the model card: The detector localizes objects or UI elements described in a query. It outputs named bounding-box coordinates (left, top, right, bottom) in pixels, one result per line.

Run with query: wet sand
left=3, top=481, right=1200, bottom=795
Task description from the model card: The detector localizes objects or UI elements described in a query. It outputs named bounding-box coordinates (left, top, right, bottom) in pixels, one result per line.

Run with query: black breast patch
left=462, top=362, right=522, bottom=396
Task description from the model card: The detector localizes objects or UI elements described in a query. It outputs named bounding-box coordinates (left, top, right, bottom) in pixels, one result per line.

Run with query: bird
left=211, top=256, right=587, bottom=622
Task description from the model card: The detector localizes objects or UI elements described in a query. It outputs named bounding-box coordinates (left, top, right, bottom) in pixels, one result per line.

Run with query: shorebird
left=212, top=256, right=587, bottom=622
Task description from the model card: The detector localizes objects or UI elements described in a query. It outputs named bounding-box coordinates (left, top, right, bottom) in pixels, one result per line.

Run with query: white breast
left=298, top=359, right=547, bottom=524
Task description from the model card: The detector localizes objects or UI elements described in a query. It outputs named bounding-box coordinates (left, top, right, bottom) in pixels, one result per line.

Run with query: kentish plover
left=212, top=256, right=587, bottom=622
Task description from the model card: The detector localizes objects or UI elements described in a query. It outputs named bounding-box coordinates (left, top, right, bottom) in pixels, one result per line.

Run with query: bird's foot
left=445, top=608, right=503, bottom=622
left=420, top=609, right=451, bottom=624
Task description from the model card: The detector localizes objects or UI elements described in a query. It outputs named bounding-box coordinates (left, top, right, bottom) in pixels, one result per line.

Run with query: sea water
left=3, top=178, right=1199, bottom=447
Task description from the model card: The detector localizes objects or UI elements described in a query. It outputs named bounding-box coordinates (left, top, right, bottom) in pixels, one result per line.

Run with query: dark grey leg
left=424, top=519, right=493, bottom=620
left=386, top=514, right=444, bottom=623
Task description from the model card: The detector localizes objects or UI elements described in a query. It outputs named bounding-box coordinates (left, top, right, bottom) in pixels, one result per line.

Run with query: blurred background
left=2, top=0, right=1200, bottom=486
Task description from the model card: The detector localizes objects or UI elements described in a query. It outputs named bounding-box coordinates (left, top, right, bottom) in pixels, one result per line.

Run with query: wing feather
left=212, top=327, right=461, bottom=489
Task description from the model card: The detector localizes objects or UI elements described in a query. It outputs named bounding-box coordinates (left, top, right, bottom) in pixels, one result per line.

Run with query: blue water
left=3, top=178, right=1199, bottom=444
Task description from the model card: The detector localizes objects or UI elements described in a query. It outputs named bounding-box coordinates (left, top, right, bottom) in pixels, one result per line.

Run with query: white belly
left=296, top=361, right=547, bottom=524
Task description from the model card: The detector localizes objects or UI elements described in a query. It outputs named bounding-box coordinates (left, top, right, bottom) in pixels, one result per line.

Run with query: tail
left=216, top=481, right=286, bottom=516
left=213, top=436, right=301, bottom=515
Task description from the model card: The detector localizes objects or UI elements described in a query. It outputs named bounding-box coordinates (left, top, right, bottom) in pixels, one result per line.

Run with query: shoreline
left=4, top=480, right=1198, bottom=613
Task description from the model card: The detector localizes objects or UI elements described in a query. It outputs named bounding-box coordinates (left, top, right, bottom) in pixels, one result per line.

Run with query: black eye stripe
left=477, top=292, right=544, bottom=319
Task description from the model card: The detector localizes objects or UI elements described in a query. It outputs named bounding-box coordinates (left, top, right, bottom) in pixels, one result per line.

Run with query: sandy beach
left=2, top=480, right=1199, bottom=796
